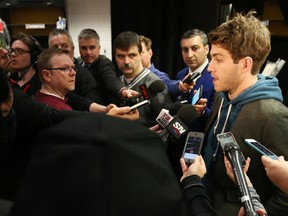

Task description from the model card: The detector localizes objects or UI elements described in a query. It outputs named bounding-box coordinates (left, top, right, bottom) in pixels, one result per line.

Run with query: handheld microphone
left=120, top=80, right=166, bottom=107
left=224, top=142, right=257, bottom=216
left=159, top=104, right=197, bottom=143
left=156, top=101, right=183, bottom=128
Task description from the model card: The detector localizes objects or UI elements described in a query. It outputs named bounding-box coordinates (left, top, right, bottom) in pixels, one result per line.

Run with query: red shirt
left=35, top=92, right=73, bottom=111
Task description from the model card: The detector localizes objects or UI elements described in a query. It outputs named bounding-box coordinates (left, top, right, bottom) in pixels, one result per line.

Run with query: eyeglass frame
left=45, top=66, right=77, bottom=73
left=8, top=48, right=31, bottom=56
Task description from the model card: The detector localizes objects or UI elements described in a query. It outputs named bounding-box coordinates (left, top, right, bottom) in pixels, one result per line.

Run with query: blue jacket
left=171, top=66, right=215, bottom=132
left=173, top=66, right=215, bottom=109
left=149, top=64, right=179, bottom=98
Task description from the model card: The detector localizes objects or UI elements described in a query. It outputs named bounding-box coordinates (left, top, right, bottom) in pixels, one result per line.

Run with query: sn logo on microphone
left=172, top=121, right=186, bottom=135
left=166, top=117, right=188, bottom=139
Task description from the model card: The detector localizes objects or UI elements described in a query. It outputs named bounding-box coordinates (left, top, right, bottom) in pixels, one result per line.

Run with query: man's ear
left=149, top=48, right=153, bottom=58
left=42, top=69, right=52, bottom=82
left=204, top=44, right=209, bottom=55
left=240, top=56, right=253, bottom=74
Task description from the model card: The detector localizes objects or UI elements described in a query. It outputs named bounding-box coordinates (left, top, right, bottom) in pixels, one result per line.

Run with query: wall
left=65, top=0, right=112, bottom=59
left=9, top=7, right=65, bottom=36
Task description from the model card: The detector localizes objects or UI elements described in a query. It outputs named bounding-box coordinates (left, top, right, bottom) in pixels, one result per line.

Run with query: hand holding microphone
left=120, top=80, right=166, bottom=107
left=217, top=132, right=257, bottom=216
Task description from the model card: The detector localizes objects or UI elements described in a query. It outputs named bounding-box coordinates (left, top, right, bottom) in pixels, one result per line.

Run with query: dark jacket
left=181, top=175, right=217, bottom=216
left=87, top=55, right=126, bottom=105
left=9, top=114, right=189, bottom=216
left=73, top=58, right=102, bottom=103
left=1, top=86, right=87, bottom=200
left=203, top=75, right=288, bottom=216
left=120, top=68, right=173, bottom=127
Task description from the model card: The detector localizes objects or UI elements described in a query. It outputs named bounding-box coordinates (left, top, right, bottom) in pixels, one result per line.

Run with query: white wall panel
left=65, top=0, right=112, bottom=59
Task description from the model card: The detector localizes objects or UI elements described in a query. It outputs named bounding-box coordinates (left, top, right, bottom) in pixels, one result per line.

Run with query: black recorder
left=182, top=72, right=201, bottom=84
left=216, top=132, right=246, bottom=167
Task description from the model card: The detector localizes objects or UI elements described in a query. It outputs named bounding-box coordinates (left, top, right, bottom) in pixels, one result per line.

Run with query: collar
left=120, top=68, right=150, bottom=89
left=188, top=59, right=209, bottom=74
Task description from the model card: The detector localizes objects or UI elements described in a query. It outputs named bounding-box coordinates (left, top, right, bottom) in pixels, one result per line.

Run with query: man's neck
left=189, top=59, right=209, bottom=73
left=40, top=85, right=66, bottom=100
left=228, top=74, right=258, bottom=100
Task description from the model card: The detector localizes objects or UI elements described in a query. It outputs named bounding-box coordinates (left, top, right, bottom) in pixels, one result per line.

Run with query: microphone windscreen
left=169, top=101, right=183, bottom=116
left=224, top=141, right=240, bottom=152
left=148, top=80, right=166, bottom=95
left=177, top=104, right=198, bottom=125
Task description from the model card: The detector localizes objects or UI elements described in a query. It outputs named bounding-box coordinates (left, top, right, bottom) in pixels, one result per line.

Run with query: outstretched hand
left=261, top=155, right=288, bottom=194
left=121, top=89, right=139, bottom=98
left=107, top=106, right=139, bottom=121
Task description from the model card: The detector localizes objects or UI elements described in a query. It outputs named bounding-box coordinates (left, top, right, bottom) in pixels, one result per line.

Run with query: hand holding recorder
left=180, top=155, right=206, bottom=182
left=261, top=155, right=288, bottom=194
left=182, top=131, right=204, bottom=164
left=182, top=72, right=201, bottom=84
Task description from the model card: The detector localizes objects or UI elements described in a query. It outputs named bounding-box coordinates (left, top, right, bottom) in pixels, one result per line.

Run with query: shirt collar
left=188, top=59, right=209, bottom=74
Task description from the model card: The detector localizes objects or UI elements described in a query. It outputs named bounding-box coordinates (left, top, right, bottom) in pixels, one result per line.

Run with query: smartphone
left=129, top=100, right=150, bottom=110
left=182, top=131, right=205, bottom=164
left=191, top=85, right=203, bottom=105
left=244, top=139, right=278, bottom=160
left=216, top=132, right=246, bottom=167
left=182, top=72, right=201, bottom=84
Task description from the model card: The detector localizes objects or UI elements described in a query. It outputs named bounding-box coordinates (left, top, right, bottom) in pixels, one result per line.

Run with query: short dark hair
left=10, top=33, right=43, bottom=64
left=78, top=28, right=100, bottom=43
left=113, top=31, right=142, bottom=54
left=181, top=29, right=209, bottom=46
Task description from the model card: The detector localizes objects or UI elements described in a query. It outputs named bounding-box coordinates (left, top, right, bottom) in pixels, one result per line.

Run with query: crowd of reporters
left=1, top=9, right=288, bottom=216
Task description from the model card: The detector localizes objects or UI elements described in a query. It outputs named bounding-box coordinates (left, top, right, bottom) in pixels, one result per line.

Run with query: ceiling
left=0, top=0, right=65, bottom=8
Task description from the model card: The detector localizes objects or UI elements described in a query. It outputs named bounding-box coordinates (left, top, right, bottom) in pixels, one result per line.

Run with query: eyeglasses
left=46, top=66, right=76, bottom=73
left=8, top=48, right=31, bottom=56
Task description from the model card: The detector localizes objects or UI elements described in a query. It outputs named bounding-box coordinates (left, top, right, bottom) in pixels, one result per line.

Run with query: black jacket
left=73, top=58, right=102, bottom=103
left=1, top=86, right=87, bottom=200
left=87, top=55, right=125, bottom=105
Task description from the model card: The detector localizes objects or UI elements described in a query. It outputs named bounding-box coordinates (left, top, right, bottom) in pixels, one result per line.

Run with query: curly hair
left=208, top=10, right=271, bottom=75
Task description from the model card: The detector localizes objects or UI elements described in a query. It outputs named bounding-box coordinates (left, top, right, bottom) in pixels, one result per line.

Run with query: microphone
left=224, top=141, right=257, bottom=216
left=156, top=101, right=183, bottom=128
left=159, top=104, right=197, bottom=143
left=120, top=80, right=166, bottom=107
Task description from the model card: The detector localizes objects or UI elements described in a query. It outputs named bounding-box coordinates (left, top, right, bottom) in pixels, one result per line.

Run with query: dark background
left=111, top=0, right=288, bottom=97
left=1, top=0, right=287, bottom=96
